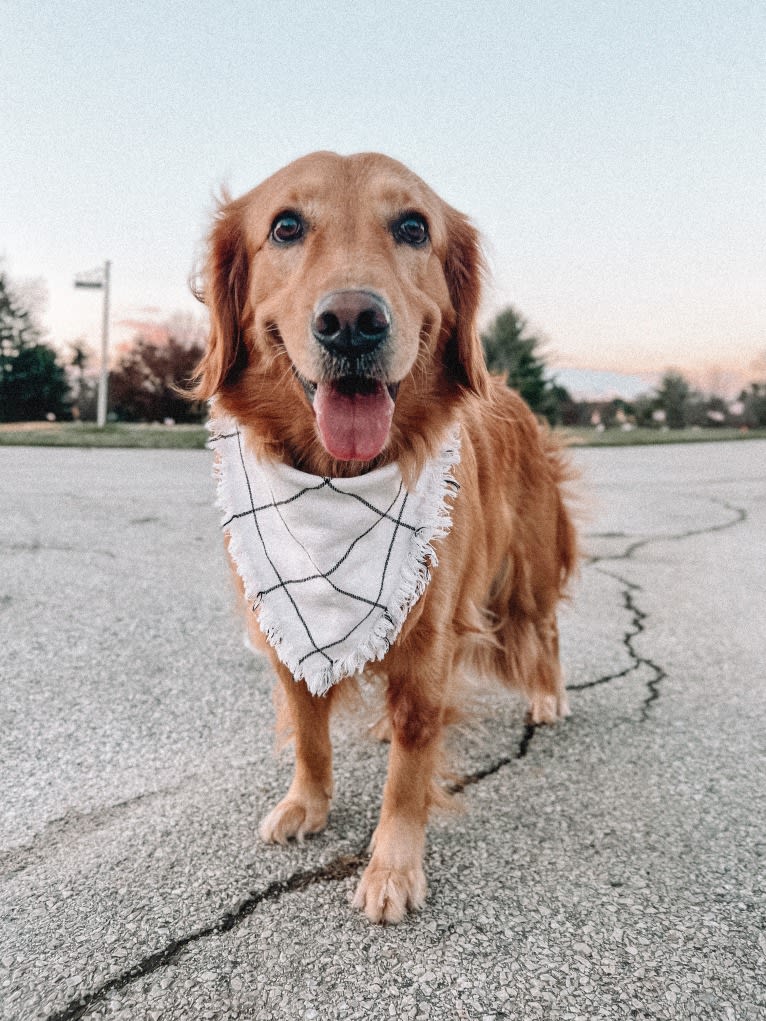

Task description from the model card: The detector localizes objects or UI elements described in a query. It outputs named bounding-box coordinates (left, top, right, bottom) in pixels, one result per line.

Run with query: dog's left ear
left=442, top=208, right=490, bottom=398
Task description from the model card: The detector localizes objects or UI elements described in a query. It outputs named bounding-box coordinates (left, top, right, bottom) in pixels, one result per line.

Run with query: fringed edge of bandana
left=210, top=417, right=461, bottom=696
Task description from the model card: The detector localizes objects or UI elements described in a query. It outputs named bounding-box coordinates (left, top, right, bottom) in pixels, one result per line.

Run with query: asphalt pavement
left=1, top=438, right=764, bottom=1020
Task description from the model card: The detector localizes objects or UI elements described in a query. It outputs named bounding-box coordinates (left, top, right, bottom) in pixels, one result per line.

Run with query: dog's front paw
left=258, top=794, right=329, bottom=845
left=352, top=860, right=427, bottom=924
left=527, top=689, right=571, bottom=725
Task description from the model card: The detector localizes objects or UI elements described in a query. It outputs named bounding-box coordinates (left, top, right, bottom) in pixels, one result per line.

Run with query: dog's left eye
left=393, top=214, right=429, bottom=246
left=270, top=211, right=305, bottom=244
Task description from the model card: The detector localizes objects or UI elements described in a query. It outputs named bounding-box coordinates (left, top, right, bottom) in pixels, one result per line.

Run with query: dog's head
left=193, top=151, right=488, bottom=474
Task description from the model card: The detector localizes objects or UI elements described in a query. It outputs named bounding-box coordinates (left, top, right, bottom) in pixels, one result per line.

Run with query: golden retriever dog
left=191, top=152, right=577, bottom=923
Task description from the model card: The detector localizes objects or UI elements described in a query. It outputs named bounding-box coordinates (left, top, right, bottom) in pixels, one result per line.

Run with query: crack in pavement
left=568, top=571, right=667, bottom=723
left=0, top=782, right=199, bottom=880
left=586, top=496, right=747, bottom=566
left=3, top=540, right=117, bottom=559
left=575, top=497, right=747, bottom=718
left=42, top=722, right=538, bottom=1021
left=44, top=851, right=370, bottom=1021
left=39, top=495, right=749, bottom=1019
left=448, top=722, right=537, bottom=795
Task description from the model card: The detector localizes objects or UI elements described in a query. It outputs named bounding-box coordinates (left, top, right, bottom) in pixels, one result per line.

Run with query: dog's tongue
left=314, top=380, right=394, bottom=461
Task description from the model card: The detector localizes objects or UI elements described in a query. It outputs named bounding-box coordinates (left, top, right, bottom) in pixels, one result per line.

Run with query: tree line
left=1, top=268, right=764, bottom=431
left=478, top=307, right=766, bottom=431
left=0, top=270, right=206, bottom=424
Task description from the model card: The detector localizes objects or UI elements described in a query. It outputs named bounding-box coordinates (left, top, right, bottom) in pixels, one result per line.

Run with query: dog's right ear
left=190, top=198, right=250, bottom=399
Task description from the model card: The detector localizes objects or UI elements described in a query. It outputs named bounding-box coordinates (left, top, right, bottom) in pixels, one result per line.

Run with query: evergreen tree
left=742, top=382, right=766, bottom=428
left=0, top=271, right=70, bottom=421
left=655, top=371, right=691, bottom=429
left=480, top=306, right=570, bottom=424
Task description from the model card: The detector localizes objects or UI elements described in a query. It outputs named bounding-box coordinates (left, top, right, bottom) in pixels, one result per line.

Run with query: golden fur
left=192, top=152, right=577, bottom=923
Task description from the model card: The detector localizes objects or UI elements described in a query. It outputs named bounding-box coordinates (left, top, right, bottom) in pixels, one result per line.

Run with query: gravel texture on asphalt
left=1, top=440, right=764, bottom=1020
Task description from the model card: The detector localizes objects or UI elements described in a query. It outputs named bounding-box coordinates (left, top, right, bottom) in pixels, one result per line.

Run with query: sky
left=2, top=0, right=764, bottom=398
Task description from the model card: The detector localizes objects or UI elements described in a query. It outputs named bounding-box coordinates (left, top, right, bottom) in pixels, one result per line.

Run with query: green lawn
left=0, top=421, right=764, bottom=450
left=0, top=422, right=208, bottom=449
left=561, top=426, right=766, bottom=447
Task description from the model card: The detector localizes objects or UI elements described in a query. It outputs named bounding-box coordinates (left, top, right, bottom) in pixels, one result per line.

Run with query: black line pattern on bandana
left=211, top=426, right=423, bottom=673
left=297, top=487, right=410, bottom=667
left=230, top=429, right=333, bottom=666
left=220, top=479, right=330, bottom=529
left=325, top=479, right=419, bottom=530
left=259, top=482, right=405, bottom=604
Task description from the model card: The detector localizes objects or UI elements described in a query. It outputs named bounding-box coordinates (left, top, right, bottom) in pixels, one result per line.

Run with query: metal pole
left=96, top=260, right=111, bottom=428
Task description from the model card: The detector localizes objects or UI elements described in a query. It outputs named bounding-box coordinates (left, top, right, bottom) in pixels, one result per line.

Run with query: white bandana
left=208, top=415, right=461, bottom=695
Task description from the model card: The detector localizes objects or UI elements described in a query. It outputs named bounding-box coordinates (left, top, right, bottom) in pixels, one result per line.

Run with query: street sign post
left=74, top=261, right=111, bottom=428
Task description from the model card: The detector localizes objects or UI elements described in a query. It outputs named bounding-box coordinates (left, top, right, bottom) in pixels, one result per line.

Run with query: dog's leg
left=526, top=614, right=570, bottom=725
left=259, top=661, right=334, bottom=844
left=353, top=658, right=445, bottom=924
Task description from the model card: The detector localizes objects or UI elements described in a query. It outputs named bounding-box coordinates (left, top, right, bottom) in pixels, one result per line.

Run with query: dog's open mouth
left=298, top=374, right=399, bottom=462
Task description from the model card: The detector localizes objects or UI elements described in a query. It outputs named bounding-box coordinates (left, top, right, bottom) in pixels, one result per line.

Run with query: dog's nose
left=311, top=290, right=391, bottom=357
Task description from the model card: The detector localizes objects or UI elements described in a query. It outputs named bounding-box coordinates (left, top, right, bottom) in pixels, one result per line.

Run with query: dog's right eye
left=270, top=212, right=304, bottom=244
